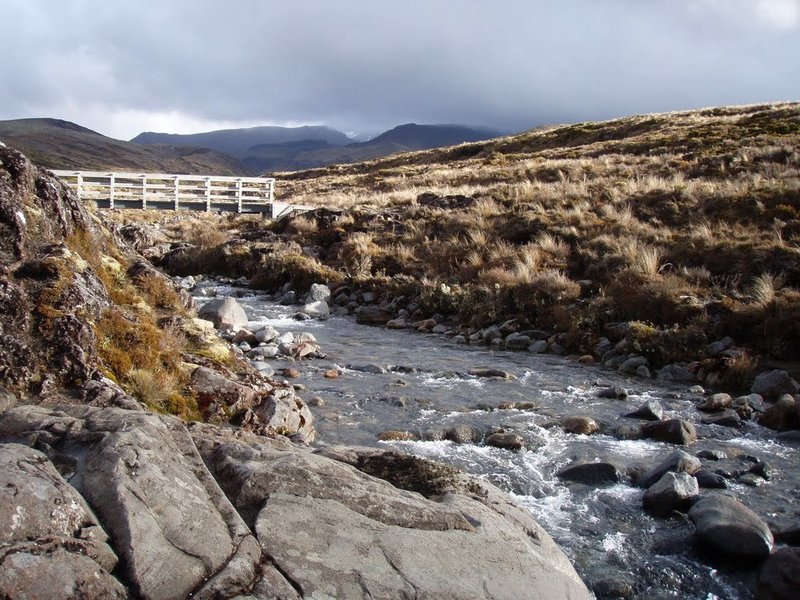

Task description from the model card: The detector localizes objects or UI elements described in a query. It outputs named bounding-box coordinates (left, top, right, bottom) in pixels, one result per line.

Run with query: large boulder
left=751, top=369, right=800, bottom=400
left=198, top=297, right=249, bottom=329
left=196, top=440, right=592, bottom=599
left=300, top=299, right=330, bottom=319
left=0, top=443, right=127, bottom=599
left=688, top=495, right=773, bottom=561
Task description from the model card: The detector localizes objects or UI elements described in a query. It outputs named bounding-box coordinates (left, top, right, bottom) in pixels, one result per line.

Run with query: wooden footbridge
left=52, top=170, right=309, bottom=219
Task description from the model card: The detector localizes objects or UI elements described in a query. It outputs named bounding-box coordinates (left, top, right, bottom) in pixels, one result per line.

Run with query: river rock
left=468, top=367, right=516, bottom=379
left=656, top=364, right=697, bottom=383
left=356, top=305, right=393, bottom=325
left=386, top=317, right=409, bottom=329
left=190, top=366, right=259, bottom=412
left=485, top=432, right=526, bottom=451
left=445, top=424, right=483, bottom=444
left=751, top=369, right=800, bottom=400
left=758, top=394, right=799, bottom=431
left=706, top=337, right=734, bottom=357
left=300, top=300, right=330, bottom=319
left=638, top=450, right=701, bottom=488
left=688, top=495, right=773, bottom=561
left=757, top=547, right=800, bottom=600
left=253, top=325, right=280, bottom=343
left=505, top=333, right=532, bottom=350
left=619, top=355, right=648, bottom=375
left=642, top=471, right=699, bottom=517
left=557, top=462, right=624, bottom=485
left=641, top=418, right=697, bottom=445
left=597, top=386, right=628, bottom=400
left=349, top=363, right=387, bottom=374
left=701, top=410, right=742, bottom=428
left=697, top=393, right=733, bottom=412
left=305, top=283, right=331, bottom=303
left=378, top=430, right=419, bottom=442
left=198, top=297, right=249, bottom=329
left=624, top=400, right=663, bottom=421
left=248, top=344, right=279, bottom=359
left=562, top=416, right=600, bottom=435
left=528, top=340, right=548, bottom=353
left=694, top=469, right=728, bottom=489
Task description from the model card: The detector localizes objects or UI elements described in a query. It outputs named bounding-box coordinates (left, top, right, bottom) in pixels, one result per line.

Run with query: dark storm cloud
left=1, top=0, right=798, bottom=138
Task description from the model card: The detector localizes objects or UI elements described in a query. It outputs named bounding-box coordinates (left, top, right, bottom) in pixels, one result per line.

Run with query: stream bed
left=200, top=285, right=799, bottom=599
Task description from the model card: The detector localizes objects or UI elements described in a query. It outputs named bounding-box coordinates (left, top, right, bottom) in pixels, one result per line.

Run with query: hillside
left=183, top=102, right=799, bottom=383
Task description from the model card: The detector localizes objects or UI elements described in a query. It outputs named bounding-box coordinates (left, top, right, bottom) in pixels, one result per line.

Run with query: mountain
left=0, top=118, right=243, bottom=175
left=1, top=118, right=505, bottom=176
left=131, top=125, right=353, bottom=159
left=366, top=123, right=503, bottom=149
left=229, top=123, right=505, bottom=173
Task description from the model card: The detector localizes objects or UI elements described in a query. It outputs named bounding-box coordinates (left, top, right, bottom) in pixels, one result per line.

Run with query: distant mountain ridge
left=131, top=122, right=504, bottom=174
left=0, top=118, right=505, bottom=175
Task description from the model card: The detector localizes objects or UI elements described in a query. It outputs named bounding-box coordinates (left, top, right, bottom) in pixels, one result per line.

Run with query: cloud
left=1, top=1, right=798, bottom=139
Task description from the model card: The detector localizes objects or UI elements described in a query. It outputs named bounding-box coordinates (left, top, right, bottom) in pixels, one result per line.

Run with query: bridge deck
left=51, top=170, right=307, bottom=218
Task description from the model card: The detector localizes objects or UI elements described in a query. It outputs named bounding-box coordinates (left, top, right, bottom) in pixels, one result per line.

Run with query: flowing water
left=200, top=285, right=800, bottom=599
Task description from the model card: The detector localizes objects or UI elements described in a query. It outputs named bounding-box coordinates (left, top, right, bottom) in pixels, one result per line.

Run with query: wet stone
left=623, top=400, right=663, bottom=421
left=485, top=432, right=526, bottom=451
left=557, top=462, right=624, bottom=486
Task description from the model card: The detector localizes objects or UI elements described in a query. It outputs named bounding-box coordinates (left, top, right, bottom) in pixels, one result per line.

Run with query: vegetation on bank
left=118, top=103, right=799, bottom=388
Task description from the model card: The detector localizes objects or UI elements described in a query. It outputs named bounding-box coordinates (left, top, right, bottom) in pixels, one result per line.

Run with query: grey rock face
left=198, top=297, right=249, bottom=329
left=688, top=495, right=773, bottom=560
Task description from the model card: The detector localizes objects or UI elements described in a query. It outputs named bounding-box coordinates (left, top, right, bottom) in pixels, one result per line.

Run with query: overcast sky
left=2, top=0, right=798, bottom=140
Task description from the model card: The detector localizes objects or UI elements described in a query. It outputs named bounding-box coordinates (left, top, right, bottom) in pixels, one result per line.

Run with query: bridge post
left=205, top=177, right=211, bottom=212
left=236, top=178, right=243, bottom=213
left=109, top=174, right=115, bottom=209
left=76, top=172, right=83, bottom=202
left=173, top=176, right=179, bottom=210
left=141, top=175, right=147, bottom=210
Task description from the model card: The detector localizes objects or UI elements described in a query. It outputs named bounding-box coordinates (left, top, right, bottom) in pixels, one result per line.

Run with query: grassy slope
left=265, top=103, right=799, bottom=378
left=0, top=118, right=244, bottom=175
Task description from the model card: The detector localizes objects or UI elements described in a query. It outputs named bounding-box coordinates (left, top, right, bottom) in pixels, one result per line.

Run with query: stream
left=198, top=284, right=799, bottom=599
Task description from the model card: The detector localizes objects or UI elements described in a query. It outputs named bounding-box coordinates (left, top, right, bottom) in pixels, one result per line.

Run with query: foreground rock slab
left=0, top=405, right=591, bottom=600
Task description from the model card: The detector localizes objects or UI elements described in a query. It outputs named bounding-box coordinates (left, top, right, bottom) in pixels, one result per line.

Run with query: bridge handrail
left=51, top=169, right=276, bottom=214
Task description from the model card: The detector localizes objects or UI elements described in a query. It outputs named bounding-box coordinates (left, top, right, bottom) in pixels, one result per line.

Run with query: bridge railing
left=51, top=170, right=276, bottom=214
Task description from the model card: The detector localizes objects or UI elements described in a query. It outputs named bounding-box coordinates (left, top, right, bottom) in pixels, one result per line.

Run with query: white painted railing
left=52, top=170, right=276, bottom=214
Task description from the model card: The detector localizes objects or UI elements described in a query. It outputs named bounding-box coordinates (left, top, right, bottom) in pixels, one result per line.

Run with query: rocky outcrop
left=0, top=405, right=590, bottom=599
